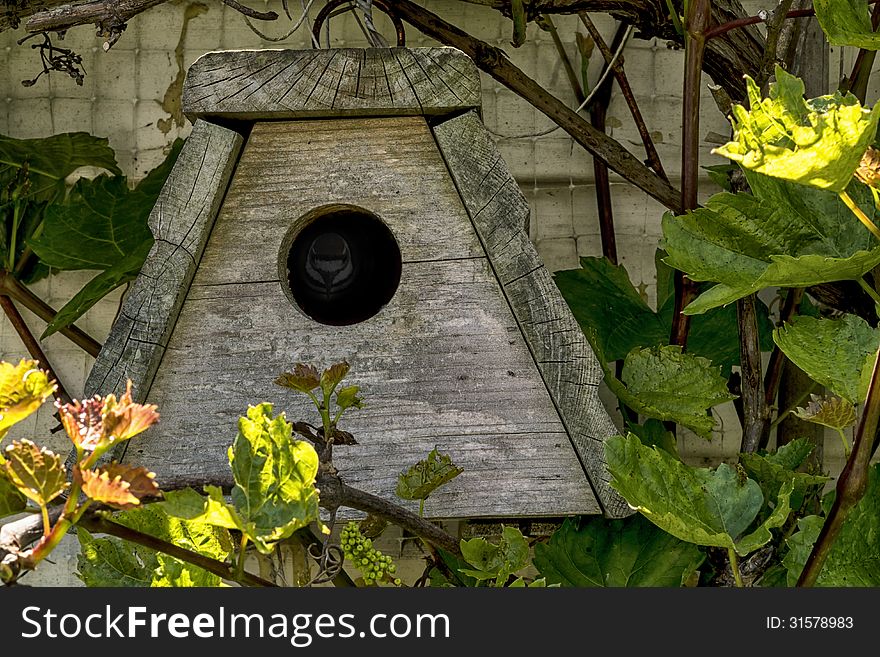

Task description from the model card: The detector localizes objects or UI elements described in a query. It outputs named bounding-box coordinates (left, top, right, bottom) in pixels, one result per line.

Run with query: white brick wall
left=0, top=0, right=859, bottom=585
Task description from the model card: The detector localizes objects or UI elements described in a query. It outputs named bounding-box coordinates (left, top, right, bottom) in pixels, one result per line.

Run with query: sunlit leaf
left=662, top=179, right=880, bottom=314
left=396, top=449, right=463, bottom=501
left=80, top=463, right=159, bottom=509
left=162, top=486, right=241, bottom=531
left=0, top=360, right=55, bottom=439
left=77, top=504, right=232, bottom=587
left=605, top=434, right=792, bottom=556
left=783, top=465, right=880, bottom=586
left=58, top=380, right=159, bottom=455
left=773, top=314, right=880, bottom=403
left=534, top=515, right=704, bottom=587
left=320, top=361, right=350, bottom=397
left=459, top=526, right=530, bottom=586
left=714, top=66, right=880, bottom=192
left=3, top=439, right=68, bottom=506
left=813, top=0, right=880, bottom=50
left=274, top=363, right=320, bottom=394
left=793, top=394, right=858, bottom=431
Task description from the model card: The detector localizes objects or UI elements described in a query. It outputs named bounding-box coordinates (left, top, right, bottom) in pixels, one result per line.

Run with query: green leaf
left=76, top=530, right=155, bottom=587
left=534, top=515, right=704, bottom=587
left=740, top=441, right=829, bottom=513
left=605, top=434, right=792, bottom=556
left=0, top=132, right=120, bottom=203
left=783, top=464, right=880, bottom=586
left=0, top=360, right=55, bottom=439
left=0, top=472, right=26, bottom=519
left=334, top=385, right=364, bottom=412
left=3, top=439, right=68, bottom=506
left=575, top=32, right=593, bottom=94
left=77, top=504, right=232, bottom=587
left=396, top=448, right=463, bottom=502
left=162, top=486, right=241, bottom=531
left=662, top=179, right=880, bottom=314
left=460, top=526, right=530, bottom=586
left=773, top=314, right=880, bottom=403
left=765, top=438, right=817, bottom=471
left=612, top=345, right=735, bottom=437
left=510, top=0, right=527, bottom=47
left=42, top=240, right=153, bottom=338
left=228, top=403, right=320, bottom=553
left=554, top=256, right=772, bottom=374
left=714, top=66, right=880, bottom=192
left=626, top=419, right=679, bottom=459
left=793, top=394, right=858, bottom=431
left=813, top=0, right=880, bottom=49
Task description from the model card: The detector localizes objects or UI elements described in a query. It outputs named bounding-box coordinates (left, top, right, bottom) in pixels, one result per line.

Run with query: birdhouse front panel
left=86, top=48, right=628, bottom=520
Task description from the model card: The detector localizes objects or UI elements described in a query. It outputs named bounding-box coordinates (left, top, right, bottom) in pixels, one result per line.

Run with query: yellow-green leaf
left=814, top=0, right=880, bottom=50
left=396, top=449, right=463, bottom=501
left=714, top=66, right=880, bottom=192
left=3, top=439, right=68, bottom=506
left=793, top=394, right=858, bottom=431
left=0, top=360, right=55, bottom=439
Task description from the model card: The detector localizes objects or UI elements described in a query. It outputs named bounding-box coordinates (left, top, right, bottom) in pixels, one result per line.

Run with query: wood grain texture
left=84, top=119, right=243, bottom=401
left=133, top=116, right=599, bottom=519
left=433, top=110, right=630, bottom=518
left=182, top=48, right=481, bottom=120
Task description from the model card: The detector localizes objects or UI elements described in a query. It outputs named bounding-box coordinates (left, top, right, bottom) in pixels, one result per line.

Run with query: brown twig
left=797, top=347, right=880, bottom=586
left=737, top=294, right=770, bottom=453
left=76, top=513, right=278, bottom=587
left=219, top=0, right=277, bottom=20
left=578, top=12, right=667, bottom=181
left=0, top=295, right=71, bottom=405
left=0, top=272, right=102, bottom=357
left=756, top=0, right=794, bottom=89
left=386, top=0, right=682, bottom=212
left=669, top=0, right=710, bottom=348
left=763, top=288, right=803, bottom=410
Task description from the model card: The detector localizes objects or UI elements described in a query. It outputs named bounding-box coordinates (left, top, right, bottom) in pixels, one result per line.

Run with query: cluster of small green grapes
left=340, top=521, right=401, bottom=586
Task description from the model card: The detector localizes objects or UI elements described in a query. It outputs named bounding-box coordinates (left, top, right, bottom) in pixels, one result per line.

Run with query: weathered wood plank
left=433, top=110, right=630, bottom=518
left=182, top=48, right=481, bottom=120
left=84, top=120, right=243, bottom=401
left=193, top=117, right=484, bottom=286
left=141, top=263, right=600, bottom=519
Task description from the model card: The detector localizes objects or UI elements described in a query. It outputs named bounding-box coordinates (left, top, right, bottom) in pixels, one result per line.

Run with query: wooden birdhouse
left=85, top=47, right=628, bottom=519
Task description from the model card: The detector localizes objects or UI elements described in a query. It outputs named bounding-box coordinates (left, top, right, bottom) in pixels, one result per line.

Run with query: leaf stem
left=768, top=381, right=820, bottom=430
left=834, top=427, right=852, bottom=459
left=840, top=190, right=880, bottom=241
left=39, top=504, right=50, bottom=537
left=236, top=533, right=249, bottom=580
left=728, top=548, right=743, bottom=587
left=858, top=276, right=880, bottom=309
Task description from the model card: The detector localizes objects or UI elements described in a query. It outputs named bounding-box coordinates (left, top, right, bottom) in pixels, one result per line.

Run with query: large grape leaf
left=0, top=132, right=120, bottom=203
left=459, top=526, right=530, bottom=586
left=76, top=504, right=232, bottom=587
left=164, top=403, right=320, bottom=554
left=554, top=255, right=773, bottom=372
left=601, top=344, right=735, bottom=437
left=773, top=314, right=880, bottom=403
left=605, top=434, right=793, bottom=556
left=783, top=465, right=880, bottom=586
left=534, top=515, right=704, bottom=587
left=813, top=0, right=880, bottom=49
left=662, top=178, right=880, bottom=314
left=713, top=66, right=880, bottom=192
left=29, top=140, right=182, bottom=337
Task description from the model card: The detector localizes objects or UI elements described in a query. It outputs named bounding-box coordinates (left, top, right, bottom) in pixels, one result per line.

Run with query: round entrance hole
left=282, top=205, right=402, bottom=326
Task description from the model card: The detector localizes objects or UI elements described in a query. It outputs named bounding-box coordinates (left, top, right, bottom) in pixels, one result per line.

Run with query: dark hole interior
left=286, top=208, right=402, bottom=326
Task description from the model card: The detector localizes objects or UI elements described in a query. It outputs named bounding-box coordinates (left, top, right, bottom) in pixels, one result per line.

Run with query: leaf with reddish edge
left=0, top=360, right=56, bottom=440
left=57, top=380, right=159, bottom=456
left=80, top=463, right=159, bottom=509
left=274, top=363, right=320, bottom=394
left=320, top=361, right=350, bottom=397
left=3, top=439, right=68, bottom=506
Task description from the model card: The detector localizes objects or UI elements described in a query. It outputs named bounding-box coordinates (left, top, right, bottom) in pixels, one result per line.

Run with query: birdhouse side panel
left=134, top=116, right=600, bottom=519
